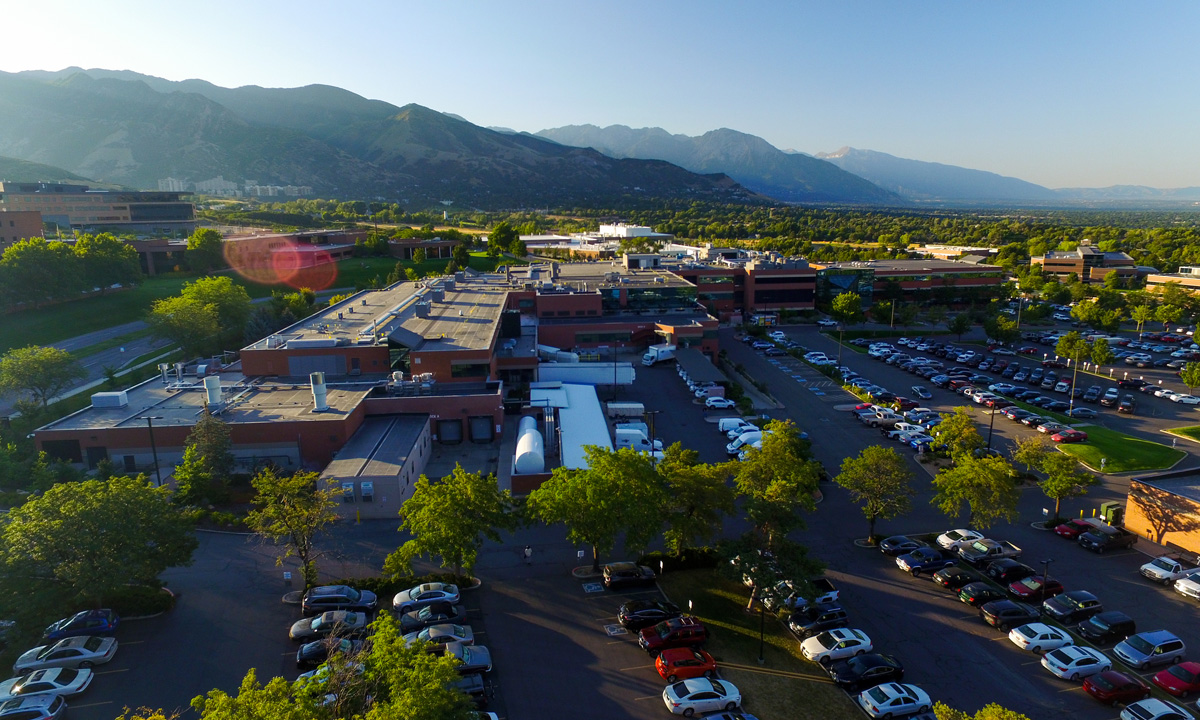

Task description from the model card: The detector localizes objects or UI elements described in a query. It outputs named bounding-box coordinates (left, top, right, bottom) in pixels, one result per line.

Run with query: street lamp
left=1041, top=559, right=1053, bottom=606
left=755, top=590, right=766, bottom=664
left=986, top=404, right=998, bottom=452
left=141, top=415, right=165, bottom=486
left=646, top=410, right=662, bottom=450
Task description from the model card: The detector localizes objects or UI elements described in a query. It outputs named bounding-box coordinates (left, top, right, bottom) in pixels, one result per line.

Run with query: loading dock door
left=437, top=419, right=464, bottom=444
left=468, top=416, right=494, bottom=443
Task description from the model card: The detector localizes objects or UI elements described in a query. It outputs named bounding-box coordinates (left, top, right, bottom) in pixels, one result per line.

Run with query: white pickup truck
left=861, top=410, right=903, bottom=429
left=1140, top=556, right=1200, bottom=585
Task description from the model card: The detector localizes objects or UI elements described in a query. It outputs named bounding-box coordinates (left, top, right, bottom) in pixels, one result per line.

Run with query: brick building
left=0, top=210, right=44, bottom=249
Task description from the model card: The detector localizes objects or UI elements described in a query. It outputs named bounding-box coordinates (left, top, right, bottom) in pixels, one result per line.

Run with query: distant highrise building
left=157, top=177, right=189, bottom=192
left=0, top=182, right=194, bottom=233
left=193, top=175, right=239, bottom=195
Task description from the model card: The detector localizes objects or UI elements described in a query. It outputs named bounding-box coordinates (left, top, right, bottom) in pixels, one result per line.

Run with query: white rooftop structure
left=531, top=383, right=612, bottom=470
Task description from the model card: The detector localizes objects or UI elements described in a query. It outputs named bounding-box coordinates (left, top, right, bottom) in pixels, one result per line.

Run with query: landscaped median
left=656, top=569, right=861, bottom=720
left=1055, top=423, right=1186, bottom=473
left=1166, top=426, right=1200, bottom=444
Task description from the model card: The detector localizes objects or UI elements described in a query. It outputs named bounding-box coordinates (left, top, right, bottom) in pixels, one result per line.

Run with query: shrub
left=638, top=547, right=719, bottom=572
left=106, top=584, right=175, bottom=617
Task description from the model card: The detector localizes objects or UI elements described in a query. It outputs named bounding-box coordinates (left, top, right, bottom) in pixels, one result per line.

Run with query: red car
left=1054, top=518, right=1100, bottom=540
left=1083, top=671, right=1151, bottom=705
left=638, top=616, right=708, bottom=656
left=1152, top=662, right=1200, bottom=697
left=1051, top=429, right=1088, bottom=443
left=655, top=647, right=718, bottom=682
left=1018, top=346, right=1038, bottom=354
left=892, top=397, right=919, bottom=411
left=1008, top=575, right=1065, bottom=602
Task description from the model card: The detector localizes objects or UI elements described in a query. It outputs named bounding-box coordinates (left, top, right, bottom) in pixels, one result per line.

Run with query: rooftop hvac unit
left=91, top=391, right=129, bottom=408
left=414, top=302, right=430, bottom=318
left=310, top=371, right=329, bottom=412
left=454, top=271, right=465, bottom=281
left=444, top=280, right=456, bottom=292
left=430, top=288, right=446, bottom=303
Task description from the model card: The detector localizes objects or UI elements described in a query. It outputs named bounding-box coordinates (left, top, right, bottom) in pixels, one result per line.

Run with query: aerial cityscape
left=2, top=3, right=1200, bottom=720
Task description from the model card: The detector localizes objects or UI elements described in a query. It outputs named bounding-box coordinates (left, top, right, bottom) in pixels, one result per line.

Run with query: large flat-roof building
left=807, top=258, right=1007, bottom=306
left=1030, top=240, right=1140, bottom=284
left=1145, top=266, right=1200, bottom=295
left=0, top=182, right=194, bottom=233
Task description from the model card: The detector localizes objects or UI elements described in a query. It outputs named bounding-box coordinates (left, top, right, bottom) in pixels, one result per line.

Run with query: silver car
left=403, top=623, right=475, bottom=650
left=0, top=667, right=93, bottom=702
left=445, top=642, right=492, bottom=674
left=393, top=582, right=461, bottom=613
left=13, top=636, right=117, bottom=674
left=0, top=695, right=65, bottom=720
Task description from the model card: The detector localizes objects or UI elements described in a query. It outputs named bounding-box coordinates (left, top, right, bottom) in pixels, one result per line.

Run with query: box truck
left=606, top=402, right=645, bottom=419
left=642, top=344, right=677, bottom=366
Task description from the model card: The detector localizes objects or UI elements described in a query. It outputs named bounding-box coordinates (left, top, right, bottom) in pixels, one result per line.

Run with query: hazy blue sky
left=5, top=1, right=1197, bottom=188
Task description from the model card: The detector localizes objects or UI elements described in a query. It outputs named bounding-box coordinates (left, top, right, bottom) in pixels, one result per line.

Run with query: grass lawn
left=1057, top=423, right=1186, bottom=473
left=0, top=253, right=524, bottom=354
left=657, top=569, right=861, bottom=720
left=1168, top=426, right=1200, bottom=443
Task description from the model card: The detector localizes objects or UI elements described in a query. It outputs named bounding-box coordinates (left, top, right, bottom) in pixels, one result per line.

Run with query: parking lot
left=722, top=323, right=1200, bottom=719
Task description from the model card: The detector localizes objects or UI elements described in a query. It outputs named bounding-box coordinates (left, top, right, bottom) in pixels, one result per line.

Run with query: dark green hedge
left=638, top=547, right=720, bottom=573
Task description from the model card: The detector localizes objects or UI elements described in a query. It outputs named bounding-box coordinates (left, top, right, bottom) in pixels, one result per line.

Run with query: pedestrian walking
left=523, top=545, right=533, bottom=565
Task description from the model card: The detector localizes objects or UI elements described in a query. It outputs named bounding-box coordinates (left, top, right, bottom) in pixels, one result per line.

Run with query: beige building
left=0, top=210, right=44, bottom=249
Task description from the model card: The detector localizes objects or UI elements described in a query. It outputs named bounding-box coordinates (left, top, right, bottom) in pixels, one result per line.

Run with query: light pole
left=142, top=415, right=164, bottom=486
left=986, top=404, right=998, bottom=451
left=756, top=590, right=766, bottom=664
left=1041, top=559, right=1054, bottom=607
left=646, top=410, right=662, bottom=450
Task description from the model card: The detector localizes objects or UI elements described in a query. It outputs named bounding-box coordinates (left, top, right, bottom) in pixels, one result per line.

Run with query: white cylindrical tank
left=310, top=371, right=328, bottom=412
left=518, top=415, right=539, bottom=435
left=513, top=424, right=545, bottom=474
left=203, top=375, right=222, bottom=406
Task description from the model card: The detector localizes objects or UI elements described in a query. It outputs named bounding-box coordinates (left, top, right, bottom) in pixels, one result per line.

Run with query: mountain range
left=0, top=69, right=753, bottom=207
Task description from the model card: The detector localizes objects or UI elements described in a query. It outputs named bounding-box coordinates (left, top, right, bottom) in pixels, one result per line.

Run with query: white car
left=800, top=628, right=873, bottom=665
left=856, top=683, right=932, bottom=719
left=1175, top=575, right=1200, bottom=601
left=1008, top=623, right=1073, bottom=654
left=0, top=667, right=93, bottom=701
left=1173, top=395, right=1200, bottom=405
left=818, top=319, right=838, bottom=327
left=725, top=424, right=756, bottom=440
left=0, top=696, right=66, bottom=720
left=1040, top=645, right=1111, bottom=680
left=705, top=397, right=736, bottom=409
left=768, top=331, right=786, bottom=341
left=936, top=529, right=983, bottom=551
left=13, top=636, right=117, bottom=674
left=1119, top=698, right=1194, bottom=720
left=662, top=677, right=741, bottom=716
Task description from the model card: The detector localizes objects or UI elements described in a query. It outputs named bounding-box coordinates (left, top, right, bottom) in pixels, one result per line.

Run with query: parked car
left=932, top=566, right=981, bottom=590
left=1082, top=670, right=1151, bottom=706
left=880, top=536, right=928, bottom=556
left=1114, top=631, right=1187, bottom=670
left=602, top=562, right=656, bottom=589
left=980, top=600, right=1041, bottom=631
left=896, top=548, right=955, bottom=576
left=618, top=600, right=681, bottom=631
left=289, top=610, right=370, bottom=642
left=936, top=529, right=983, bottom=551
left=655, top=647, right=717, bottom=682
left=1079, top=525, right=1138, bottom=553
left=1119, top=396, right=1137, bottom=413
left=1052, top=429, right=1089, bottom=444
left=1101, top=388, right=1120, bottom=407
left=706, top=397, right=737, bottom=409
left=911, top=385, right=932, bottom=399
left=1009, top=623, right=1074, bottom=654
left=985, top=559, right=1037, bottom=585
left=302, top=585, right=379, bottom=616
left=1055, top=518, right=1104, bottom=540
left=800, top=628, right=873, bottom=665
left=856, top=683, right=932, bottom=719
left=661, top=677, right=741, bottom=716
left=639, top=616, right=709, bottom=656
left=1041, top=645, right=1112, bottom=680
left=12, top=636, right=117, bottom=674
left=1043, top=590, right=1104, bottom=624
left=445, top=642, right=492, bottom=674
left=1008, top=576, right=1065, bottom=602
left=0, top=667, right=93, bottom=702
left=1078, top=611, right=1137, bottom=645
left=0, top=696, right=65, bottom=720
left=393, top=583, right=460, bottom=614
left=296, top=637, right=363, bottom=669
left=41, top=610, right=119, bottom=641
left=958, top=582, right=1007, bottom=608
left=1118, top=699, right=1195, bottom=720
left=1152, top=662, right=1200, bottom=698
left=398, top=602, right=468, bottom=634
left=1066, top=407, right=1098, bottom=419
left=403, top=623, right=475, bottom=651
left=787, top=604, right=849, bottom=640
left=825, top=653, right=904, bottom=692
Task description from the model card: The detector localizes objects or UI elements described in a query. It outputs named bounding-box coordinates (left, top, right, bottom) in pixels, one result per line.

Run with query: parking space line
left=93, top=668, right=129, bottom=675
left=620, top=665, right=652, bottom=672
left=633, top=695, right=659, bottom=701
left=121, top=640, right=144, bottom=645
left=70, top=701, right=115, bottom=709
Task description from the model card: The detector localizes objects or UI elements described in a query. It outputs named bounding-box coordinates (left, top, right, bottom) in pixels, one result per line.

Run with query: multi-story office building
left=0, top=182, right=194, bottom=233
left=0, top=210, right=45, bottom=249
left=1030, top=240, right=1138, bottom=284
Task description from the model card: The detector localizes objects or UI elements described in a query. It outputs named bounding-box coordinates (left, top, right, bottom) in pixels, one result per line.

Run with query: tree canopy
left=0, top=345, right=85, bottom=409
left=732, top=419, right=820, bottom=549
left=246, top=468, right=340, bottom=589
left=932, top=455, right=1020, bottom=530
left=186, top=228, right=225, bottom=273
left=657, top=443, right=736, bottom=555
left=834, top=445, right=915, bottom=541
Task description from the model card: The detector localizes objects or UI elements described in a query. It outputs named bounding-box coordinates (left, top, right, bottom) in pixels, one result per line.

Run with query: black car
left=1043, top=401, right=1070, bottom=412
left=1079, top=526, right=1138, bottom=553
left=301, top=585, right=379, bottom=616
left=1118, top=378, right=1149, bottom=389
left=787, top=604, right=849, bottom=639
left=825, top=653, right=904, bottom=692
left=1043, top=590, right=1104, bottom=624
left=958, top=582, right=1007, bottom=608
left=398, top=602, right=468, bottom=633
left=1118, top=396, right=1136, bottom=414
left=932, top=566, right=981, bottom=590
left=618, top=600, right=681, bottom=631
left=985, top=559, right=1037, bottom=585
left=1078, top=610, right=1136, bottom=644
left=879, top=535, right=930, bottom=557
left=979, top=600, right=1040, bottom=632
left=1083, top=386, right=1102, bottom=402
left=603, top=562, right=656, bottom=590
left=296, top=637, right=364, bottom=669
left=453, top=674, right=493, bottom=709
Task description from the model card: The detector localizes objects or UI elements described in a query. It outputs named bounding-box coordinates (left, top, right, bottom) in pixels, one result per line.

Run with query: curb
left=282, top=590, right=304, bottom=605
left=124, top=586, right=178, bottom=621
left=571, top=566, right=602, bottom=579
left=461, top=577, right=484, bottom=592
left=195, top=528, right=255, bottom=536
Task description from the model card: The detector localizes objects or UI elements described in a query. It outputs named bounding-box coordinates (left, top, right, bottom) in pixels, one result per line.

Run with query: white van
left=727, top=430, right=763, bottom=455
left=718, top=417, right=755, bottom=434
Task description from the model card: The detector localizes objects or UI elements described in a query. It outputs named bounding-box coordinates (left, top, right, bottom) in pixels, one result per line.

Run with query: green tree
left=834, top=445, right=915, bottom=542
left=73, top=232, right=142, bottom=292
left=732, top=420, right=820, bottom=549
left=1091, top=337, right=1114, bottom=369
left=932, top=407, right=985, bottom=459
left=0, top=237, right=80, bottom=308
left=1011, top=435, right=1050, bottom=476
left=1039, top=453, right=1098, bottom=521
left=185, top=411, right=236, bottom=487
left=932, top=455, right=1020, bottom=530
left=405, top=267, right=421, bottom=282
left=147, top=295, right=220, bottom=357
left=1103, top=270, right=1121, bottom=290
left=947, top=314, right=972, bottom=341
left=512, top=239, right=528, bottom=257
left=0, top=475, right=197, bottom=607
left=172, top=445, right=214, bottom=504
left=657, top=443, right=736, bottom=556
left=925, top=305, right=948, bottom=328
left=245, top=468, right=340, bottom=589
left=385, top=464, right=516, bottom=579
left=869, top=299, right=895, bottom=326
left=452, top=242, right=470, bottom=268
left=934, top=702, right=1032, bottom=720
left=983, top=314, right=1020, bottom=344
left=186, top=228, right=225, bottom=273
left=0, top=345, right=85, bottom=409
left=1041, top=281, right=1071, bottom=305
left=1131, top=304, right=1156, bottom=336
left=830, top=291, right=863, bottom=365
left=488, top=221, right=517, bottom=251
left=189, top=670, right=322, bottom=720
left=1182, top=363, right=1200, bottom=394
left=527, top=446, right=666, bottom=572
left=896, top=303, right=920, bottom=329
left=1157, top=303, right=1184, bottom=331
left=1055, top=331, right=1103, bottom=410
left=182, top=276, right=253, bottom=345
left=412, top=247, right=427, bottom=265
